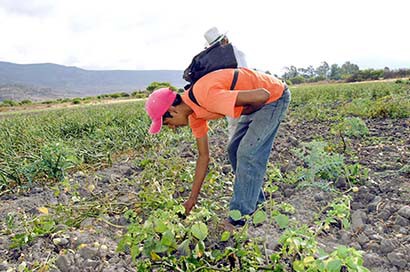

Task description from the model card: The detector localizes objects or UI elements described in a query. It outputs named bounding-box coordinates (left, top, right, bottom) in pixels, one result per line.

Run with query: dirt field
left=1, top=116, right=409, bottom=271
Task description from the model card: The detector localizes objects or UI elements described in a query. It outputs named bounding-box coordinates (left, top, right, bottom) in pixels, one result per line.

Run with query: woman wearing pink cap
left=145, top=67, right=290, bottom=227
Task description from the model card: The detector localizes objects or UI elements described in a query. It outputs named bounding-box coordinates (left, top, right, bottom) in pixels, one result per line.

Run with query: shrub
left=289, top=76, right=305, bottom=85
left=72, top=98, right=81, bottom=104
left=20, top=100, right=32, bottom=105
left=370, top=95, right=410, bottom=118
left=146, top=82, right=177, bottom=94
left=109, top=93, right=121, bottom=99
left=2, top=99, right=18, bottom=107
left=331, top=117, right=369, bottom=138
left=132, top=92, right=148, bottom=99
left=292, top=141, right=345, bottom=183
left=59, top=98, right=71, bottom=103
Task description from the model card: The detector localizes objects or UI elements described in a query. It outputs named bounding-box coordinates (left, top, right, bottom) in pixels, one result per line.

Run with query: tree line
left=281, top=61, right=410, bottom=84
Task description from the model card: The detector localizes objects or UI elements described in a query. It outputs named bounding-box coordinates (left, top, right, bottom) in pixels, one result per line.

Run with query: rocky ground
left=1, top=118, right=409, bottom=271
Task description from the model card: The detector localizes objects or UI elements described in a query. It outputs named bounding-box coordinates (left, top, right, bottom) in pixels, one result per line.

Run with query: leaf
left=194, top=240, right=205, bottom=258
left=253, top=210, right=267, bottom=225
left=274, top=214, right=289, bottom=229
left=229, top=210, right=242, bottom=221
left=191, top=222, right=208, bottom=241
left=303, top=256, right=315, bottom=265
left=342, top=218, right=350, bottom=229
left=292, top=260, right=304, bottom=272
left=150, top=251, right=161, bottom=261
left=220, top=231, right=230, bottom=242
left=154, top=220, right=168, bottom=233
left=326, top=259, right=342, bottom=272
left=37, top=207, right=49, bottom=215
left=130, top=244, right=140, bottom=262
left=160, top=230, right=175, bottom=247
left=336, top=245, right=349, bottom=258
left=177, top=239, right=191, bottom=256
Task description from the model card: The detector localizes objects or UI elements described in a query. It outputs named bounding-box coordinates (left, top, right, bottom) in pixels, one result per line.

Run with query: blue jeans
left=227, top=88, right=291, bottom=218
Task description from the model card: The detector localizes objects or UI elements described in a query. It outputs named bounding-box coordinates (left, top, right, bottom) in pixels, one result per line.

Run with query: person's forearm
left=236, top=88, right=269, bottom=115
left=189, top=154, right=210, bottom=201
left=241, top=104, right=264, bottom=115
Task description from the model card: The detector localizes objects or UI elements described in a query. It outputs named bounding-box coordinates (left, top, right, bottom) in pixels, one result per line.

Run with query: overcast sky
left=1, top=0, right=409, bottom=75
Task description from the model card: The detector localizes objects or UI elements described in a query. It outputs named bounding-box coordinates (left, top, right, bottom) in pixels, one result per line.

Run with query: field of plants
left=0, top=80, right=409, bottom=271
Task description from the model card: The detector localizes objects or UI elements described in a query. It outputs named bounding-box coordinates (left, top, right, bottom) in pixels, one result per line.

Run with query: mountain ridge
left=0, top=61, right=186, bottom=101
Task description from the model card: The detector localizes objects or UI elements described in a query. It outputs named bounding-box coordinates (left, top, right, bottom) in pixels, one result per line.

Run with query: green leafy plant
left=324, top=246, right=370, bottom=272
left=293, top=141, right=345, bottom=185
left=316, top=196, right=352, bottom=231
left=331, top=117, right=369, bottom=138
left=10, top=214, right=57, bottom=249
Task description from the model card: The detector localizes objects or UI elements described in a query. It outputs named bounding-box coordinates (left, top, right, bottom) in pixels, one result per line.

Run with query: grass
left=289, top=81, right=410, bottom=120
left=0, top=101, right=161, bottom=191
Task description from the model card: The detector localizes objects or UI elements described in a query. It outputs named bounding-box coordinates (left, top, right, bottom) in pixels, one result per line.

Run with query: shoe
left=227, top=217, right=246, bottom=227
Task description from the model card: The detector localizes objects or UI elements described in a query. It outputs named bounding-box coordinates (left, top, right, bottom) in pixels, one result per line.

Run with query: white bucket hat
left=204, top=27, right=227, bottom=47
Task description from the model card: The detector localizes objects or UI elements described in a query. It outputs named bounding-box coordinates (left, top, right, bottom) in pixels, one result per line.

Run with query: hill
left=0, top=61, right=186, bottom=101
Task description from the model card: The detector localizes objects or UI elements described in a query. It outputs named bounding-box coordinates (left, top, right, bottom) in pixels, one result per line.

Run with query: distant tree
left=383, top=67, right=392, bottom=78
left=289, top=75, right=305, bottom=84
left=306, top=65, right=316, bottom=78
left=341, top=61, right=360, bottom=78
left=330, top=64, right=342, bottom=80
left=346, top=69, right=384, bottom=82
left=316, top=61, right=330, bottom=79
left=282, top=66, right=298, bottom=79
left=297, top=65, right=316, bottom=80
left=146, top=82, right=176, bottom=94
left=20, top=99, right=32, bottom=105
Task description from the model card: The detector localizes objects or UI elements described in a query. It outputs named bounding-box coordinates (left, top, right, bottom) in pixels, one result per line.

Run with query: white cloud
left=1, top=0, right=409, bottom=75
left=0, top=0, right=54, bottom=17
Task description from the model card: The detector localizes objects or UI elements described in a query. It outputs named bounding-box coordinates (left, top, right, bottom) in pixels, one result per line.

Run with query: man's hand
left=241, top=104, right=264, bottom=115
left=183, top=196, right=197, bottom=215
left=235, top=88, right=270, bottom=115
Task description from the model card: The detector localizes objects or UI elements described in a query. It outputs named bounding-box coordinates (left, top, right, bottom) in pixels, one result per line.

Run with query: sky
left=1, top=0, right=409, bottom=76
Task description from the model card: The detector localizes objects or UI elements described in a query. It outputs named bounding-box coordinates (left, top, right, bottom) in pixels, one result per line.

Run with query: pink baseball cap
left=145, top=88, right=177, bottom=134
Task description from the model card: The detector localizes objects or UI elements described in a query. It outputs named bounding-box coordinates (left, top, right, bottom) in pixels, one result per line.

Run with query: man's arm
left=183, top=134, right=210, bottom=215
left=235, top=89, right=270, bottom=115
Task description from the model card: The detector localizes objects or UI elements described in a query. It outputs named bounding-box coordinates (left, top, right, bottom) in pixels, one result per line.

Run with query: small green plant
left=37, top=143, right=78, bottom=181
left=331, top=117, right=369, bottom=138
left=324, top=246, right=370, bottom=272
left=293, top=141, right=345, bottom=184
left=10, top=214, right=57, bottom=249
left=344, top=163, right=369, bottom=184
left=279, top=225, right=318, bottom=265
left=275, top=223, right=369, bottom=272
left=316, top=195, right=352, bottom=231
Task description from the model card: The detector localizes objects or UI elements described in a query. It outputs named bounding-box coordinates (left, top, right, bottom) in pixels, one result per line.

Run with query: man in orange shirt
left=145, top=67, right=291, bottom=227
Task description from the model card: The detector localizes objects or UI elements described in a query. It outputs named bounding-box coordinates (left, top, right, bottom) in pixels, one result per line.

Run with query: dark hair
left=163, top=94, right=182, bottom=121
